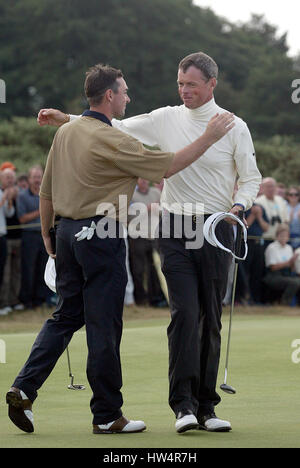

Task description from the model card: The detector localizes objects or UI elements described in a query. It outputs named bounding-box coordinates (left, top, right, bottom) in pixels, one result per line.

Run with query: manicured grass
left=0, top=313, right=300, bottom=448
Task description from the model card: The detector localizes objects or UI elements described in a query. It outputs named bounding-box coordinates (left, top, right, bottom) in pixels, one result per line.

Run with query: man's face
left=137, top=178, right=149, bottom=193
left=177, top=66, right=216, bottom=109
left=18, top=179, right=29, bottom=190
left=277, top=230, right=289, bottom=246
left=1, top=169, right=15, bottom=188
left=111, top=78, right=130, bottom=118
left=263, top=180, right=277, bottom=199
left=28, top=169, right=43, bottom=191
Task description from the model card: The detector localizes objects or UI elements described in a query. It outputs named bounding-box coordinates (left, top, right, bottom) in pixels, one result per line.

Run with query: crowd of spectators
left=0, top=162, right=54, bottom=315
left=1, top=162, right=300, bottom=315
left=229, top=177, right=300, bottom=306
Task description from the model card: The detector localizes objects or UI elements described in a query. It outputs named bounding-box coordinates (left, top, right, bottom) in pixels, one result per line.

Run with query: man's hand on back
left=37, top=108, right=70, bottom=127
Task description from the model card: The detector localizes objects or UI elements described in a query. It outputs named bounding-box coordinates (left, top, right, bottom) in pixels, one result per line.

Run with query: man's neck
left=90, top=106, right=112, bottom=122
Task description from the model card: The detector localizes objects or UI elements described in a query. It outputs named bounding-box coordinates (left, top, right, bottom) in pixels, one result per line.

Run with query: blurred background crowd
left=1, top=160, right=300, bottom=316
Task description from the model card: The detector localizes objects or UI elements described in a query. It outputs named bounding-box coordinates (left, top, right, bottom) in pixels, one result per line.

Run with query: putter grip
left=234, top=210, right=244, bottom=263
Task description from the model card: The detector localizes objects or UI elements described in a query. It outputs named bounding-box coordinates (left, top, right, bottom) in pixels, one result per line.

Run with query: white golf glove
left=75, top=221, right=97, bottom=241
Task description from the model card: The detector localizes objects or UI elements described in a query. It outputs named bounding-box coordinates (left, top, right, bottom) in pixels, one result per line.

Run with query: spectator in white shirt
left=256, top=177, right=289, bottom=243
left=264, top=224, right=300, bottom=305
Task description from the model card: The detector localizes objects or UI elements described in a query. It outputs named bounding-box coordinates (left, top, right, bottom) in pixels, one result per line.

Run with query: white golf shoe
left=93, top=416, right=146, bottom=434
left=198, top=412, right=232, bottom=432
left=175, top=409, right=199, bottom=433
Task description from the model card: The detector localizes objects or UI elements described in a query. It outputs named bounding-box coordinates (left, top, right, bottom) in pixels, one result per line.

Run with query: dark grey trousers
left=158, top=214, right=233, bottom=417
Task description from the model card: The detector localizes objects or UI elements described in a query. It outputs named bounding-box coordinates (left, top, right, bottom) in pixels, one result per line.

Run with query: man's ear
left=105, top=88, right=114, bottom=102
left=211, top=77, right=217, bottom=90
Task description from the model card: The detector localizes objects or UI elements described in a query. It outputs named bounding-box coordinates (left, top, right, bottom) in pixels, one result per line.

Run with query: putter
left=220, top=210, right=244, bottom=395
left=66, top=345, right=85, bottom=391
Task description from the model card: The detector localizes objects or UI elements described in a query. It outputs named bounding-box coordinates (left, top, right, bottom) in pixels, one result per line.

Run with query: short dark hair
left=84, top=64, right=123, bottom=106
left=179, top=52, right=218, bottom=81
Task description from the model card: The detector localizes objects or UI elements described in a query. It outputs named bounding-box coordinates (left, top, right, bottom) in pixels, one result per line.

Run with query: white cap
left=44, top=256, right=57, bottom=293
left=203, top=212, right=248, bottom=261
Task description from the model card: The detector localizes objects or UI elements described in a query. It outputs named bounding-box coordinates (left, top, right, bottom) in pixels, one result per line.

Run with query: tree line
left=0, top=0, right=299, bottom=182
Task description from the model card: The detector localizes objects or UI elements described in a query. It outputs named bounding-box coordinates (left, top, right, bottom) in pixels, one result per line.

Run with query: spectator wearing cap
left=0, top=177, right=15, bottom=315
left=16, top=165, right=51, bottom=309
left=0, top=168, right=23, bottom=313
left=0, top=162, right=16, bottom=172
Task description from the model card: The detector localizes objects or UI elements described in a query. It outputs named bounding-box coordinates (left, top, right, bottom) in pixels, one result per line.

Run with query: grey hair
left=179, top=52, right=218, bottom=81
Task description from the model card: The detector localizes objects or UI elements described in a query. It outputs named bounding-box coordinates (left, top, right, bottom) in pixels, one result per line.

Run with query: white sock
left=20, top=390, right=34, bottom=423
left=20, top=390, right=29, bottom=400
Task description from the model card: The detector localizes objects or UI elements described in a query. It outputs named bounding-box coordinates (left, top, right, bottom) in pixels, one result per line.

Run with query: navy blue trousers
left=13, top=216, right=127, bottom=424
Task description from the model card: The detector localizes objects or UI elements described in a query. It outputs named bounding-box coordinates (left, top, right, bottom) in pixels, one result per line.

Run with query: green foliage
left=0, top=0, right=298, bottom=140
left=0, top=0, right=299, bottom=177
left=0, top=117, right=56, bottom=172
left=255, top=136, right=300, bottom=185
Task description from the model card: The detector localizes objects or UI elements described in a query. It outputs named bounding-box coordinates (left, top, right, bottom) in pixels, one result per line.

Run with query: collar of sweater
left=184, top=97, right=219, bottom=122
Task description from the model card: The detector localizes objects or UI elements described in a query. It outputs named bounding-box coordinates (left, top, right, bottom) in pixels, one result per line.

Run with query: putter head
left=68, top=375, right=85, bottom=390
left=68, top=383, right=86, bottom=390
left=220, top=383, right=236, bottom=395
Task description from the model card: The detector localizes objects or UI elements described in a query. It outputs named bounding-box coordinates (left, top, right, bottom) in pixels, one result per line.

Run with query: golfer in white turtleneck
left=111, top=53, right=261, bottom=434
left=46, top=52, right=261, bottom=434
left=111, top=53, right=260, bottom=434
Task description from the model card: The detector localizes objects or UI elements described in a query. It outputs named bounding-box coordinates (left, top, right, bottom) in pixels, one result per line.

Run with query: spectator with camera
left=244, top=202, right=270, bottom=304
left=255, top=177, right=289, bottom=246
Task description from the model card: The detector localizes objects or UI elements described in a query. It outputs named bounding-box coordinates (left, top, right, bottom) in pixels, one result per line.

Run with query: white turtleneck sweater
left=70, top=98, right=261, bottom=215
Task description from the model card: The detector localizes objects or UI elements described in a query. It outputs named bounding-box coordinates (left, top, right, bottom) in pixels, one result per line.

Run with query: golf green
left=0, top=314, right=300, bottom=448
